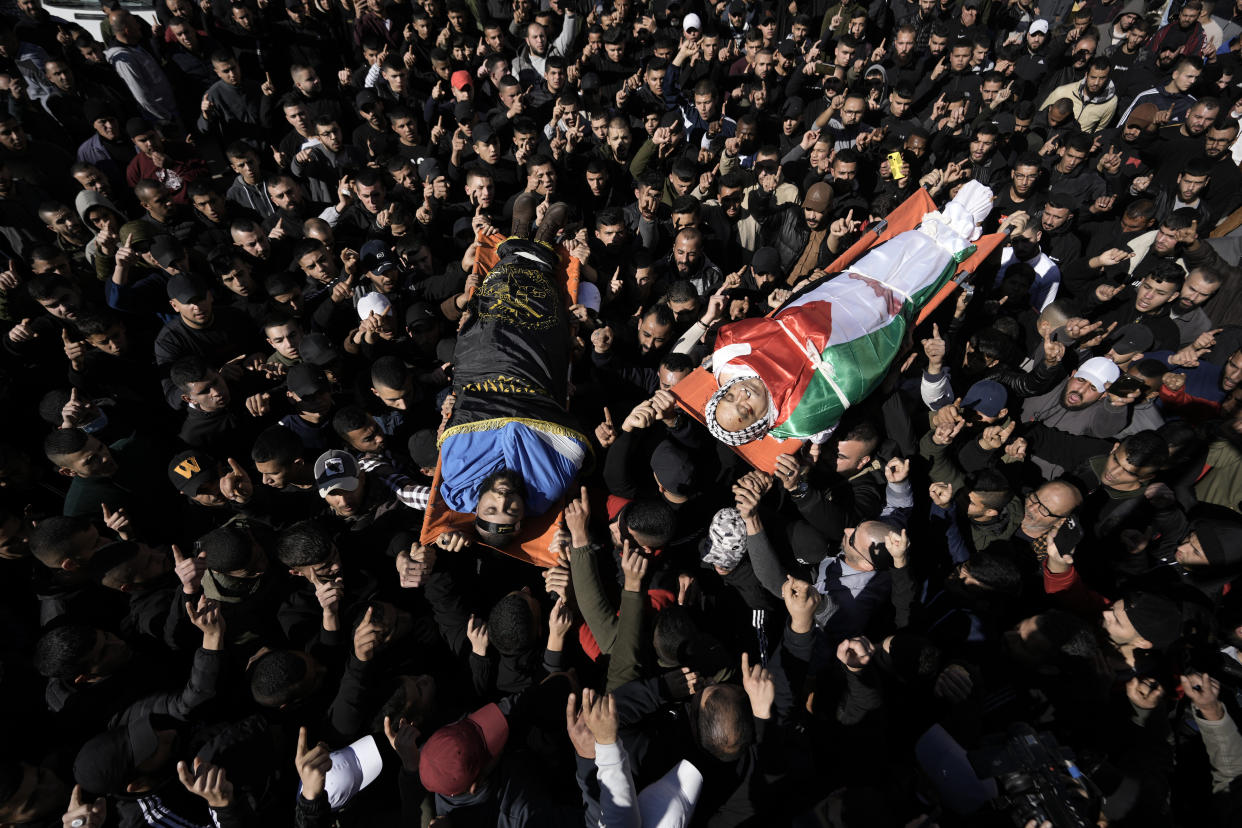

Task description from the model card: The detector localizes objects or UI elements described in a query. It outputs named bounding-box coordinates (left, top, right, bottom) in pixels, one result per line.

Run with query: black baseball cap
left=168, top=450, right=217, bottom=495
left=166, top=273, right=210, bottom=303
left=287, top=363, right=330, bottom=397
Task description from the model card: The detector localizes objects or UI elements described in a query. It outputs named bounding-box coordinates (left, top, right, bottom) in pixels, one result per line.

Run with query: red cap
left=418, top=703, right=509, bottom=795
left=450, top=70, right=473, bottom=91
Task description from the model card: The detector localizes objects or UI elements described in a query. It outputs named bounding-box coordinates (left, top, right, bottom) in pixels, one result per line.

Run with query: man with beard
left=755, top=181, right=838, bottom=281
left=1033, top=194, right=1084, bottom=266
left=988, top=153, right=1045, bottom=229
left=1040, top=57, right=1117, bottom=133
left=1021, top=356, right=1131, bottom=443
left=591, top=304, right=677, bottom=403
left=1168, top=264, right=1224, bottom=345
left=964, top=124, right=1009, bottom=190
left=621, top=170, right=672, bottom=251
left=658, top=228, right=722, bottom=296
left=1064, top=431, right=1168, bottom=540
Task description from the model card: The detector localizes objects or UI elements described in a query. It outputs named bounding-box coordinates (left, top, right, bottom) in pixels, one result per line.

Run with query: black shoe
left=510, top=193, right=536, bottom=239
left=534, top=202, right=569, bottom=245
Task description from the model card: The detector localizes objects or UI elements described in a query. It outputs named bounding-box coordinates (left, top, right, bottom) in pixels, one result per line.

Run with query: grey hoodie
left=74, top=189, right=124, bottom=266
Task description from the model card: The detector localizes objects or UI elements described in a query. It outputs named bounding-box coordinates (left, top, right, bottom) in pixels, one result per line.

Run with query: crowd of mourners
left=6, top=0, right=1242, bottom=824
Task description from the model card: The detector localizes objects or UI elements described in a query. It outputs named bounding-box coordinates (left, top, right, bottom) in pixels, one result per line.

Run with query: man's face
left=595, top=222, right=625, bottom=246
left=232, top=229, right=270, bottom=261
left=969, top=132, right=996, bottom=162
left=888, top=90, right=912, bottom=118
left=0, top=119, right=26, bottom=152
left=834, top=438, right=871, bottom=475
left=658, top=365, right=691, bottom=392
left=182, top=371, right=231, bottom=411
left=266, top=324, right=302, bottom=360
left=1101, top=598, right=1145, bottom=647
left=1177, top=172, right=1209, bottom=202
left=141, top=186, right=175, bottom=221
left=964, top=490, right=998, bottom=523
left=347, top=422, right=385, bottom=454
left=284, top=103, right=310, bottom=133
left=229, top=152, right=261, bottom=185
left=1100, top=443, right=1154, bottom=490
left=673, top=235, right=702, bottom=275
left=1085, top=66, right=1110, bottom=95
left=736, top=120, right=757, bottom=150
left=904, top=134, right=928, bottom=158
left=1026, top=29, right=1047, bottom=50
left=316, top=122, right=343, bottom=153
left=1175, top=269, right=1219, bottom=312
left=1172, top=64, right=1201, bottom=92
left=718, top=184, right=744, bottom=219
left=526, top=23, right=547, bottom=55
left=476, top=477, right=526, bottom=528
left=465, top=176, right=493, bottom=208
left=1021, top=484, right=1072, bottom=536
left=298, top=248, right=337, bottom=283
left=1120, top=209, right=1153, bottom=233
left=87, top=324, right=127, bottom=356
left=713, top=377, right=769, bottom=432
left=1204, top=126, right=1237, bottom=158
left=324, top=482, right=366, bottom=517
left=833, top=42, right=856, bottom=67
left=586, top=169, right=608, bottom=197
left=808, top=140, right=831, bottom=170
left=1126, top=26, right=1148, bottom=49
left=895, top=30, right=915, bottom=58
left=267, top=178, right=304, bottom=212
left=1056, top=147, right=1088, bottom=174
left=839, top=97, right=865, bottom=126
left=1062, top=375, right=1103, bottom=409
left=44, top=60, right=72, bottom=90
left=354, top=181, right=386, bottom=214
left=753, top=53, right=772, bottom=78
left=832, top=159, right=857, bottom=182
left=1222, top=350, right=1242, bottom=392
left=62, top=436, right=118, bottom=478
left=1174, top=531, right=1211, bottom=566
left=530, top=163, right=557, bottom=195
left=645, top=67, right=666, bottom=97
left=372, top=379, right=411, bottom=411
left=37, top=287, right=80, bottom=320
left=213, top=59, right=241, bottom=86
left=979, top=80, right=1001, bottom=106
left=1185, top=103, right=1218, bottom=134
left=637, top=314, right=672, bottom=353
left=694, top=92, right=717, bottom=122
left=475, top=137, right=500, bottom=165
left=45, top=208, right=84, bottom=240
left=1041, top=205, right=1070, bottom=232
left=608, top=125, right=631, bottom=158
left=1153, top=224, right=1180, bottom=255
left=949, top=45, right=971, bottom=72
left=74, top=166, right=109, bottom=194
left=1178, top=4, right=1199, bottom=27
left=1134, top=276, right=1179, bottom=313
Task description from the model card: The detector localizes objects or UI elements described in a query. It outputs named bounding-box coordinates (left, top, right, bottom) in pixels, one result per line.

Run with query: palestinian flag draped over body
left=708, top=181, right=994, bottom=443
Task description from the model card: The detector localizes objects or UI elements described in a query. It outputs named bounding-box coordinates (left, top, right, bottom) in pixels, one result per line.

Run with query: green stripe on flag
left=770, top=253, right=965, bottom=440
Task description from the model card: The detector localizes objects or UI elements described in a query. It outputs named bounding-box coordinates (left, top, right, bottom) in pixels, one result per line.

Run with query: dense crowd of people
left=3, top=0, right=1242, bottom=824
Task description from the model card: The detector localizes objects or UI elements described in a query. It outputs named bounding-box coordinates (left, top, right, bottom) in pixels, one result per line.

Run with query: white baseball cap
left=1074, top=356, right=1121, bottom=393
left=683, top=12, right=701, bottom=31
left=357, top=291, right=392, bottom=320
left=1028, top=19, right=1050, bottom=35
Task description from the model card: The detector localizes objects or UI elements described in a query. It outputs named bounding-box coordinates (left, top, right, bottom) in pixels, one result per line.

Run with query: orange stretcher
left=669, top=189, right=1008, bottom=474
left=418, top=232, right=583, bottom=568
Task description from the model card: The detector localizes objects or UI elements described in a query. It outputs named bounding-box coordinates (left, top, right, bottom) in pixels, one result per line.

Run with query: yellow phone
left=887, top=151, right=905, bottom=180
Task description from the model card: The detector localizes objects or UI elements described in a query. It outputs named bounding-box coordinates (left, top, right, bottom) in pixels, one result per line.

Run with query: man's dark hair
left=332, top=405, right=373, bottom=439
left=1165, top=206, right=1200, bottom=231
left=1183, top=156, right=1214, bottom=178
left=698, top=683, right=754, bottom=761
left=1013, top=151, right=1043, bottom=171
left=642, top=303, right=677, bottom=330
left=275, top=521, right=334, bottom=568
left=661, top=352, right=695, bottom=374
left=170, top=356, right=214, bottom=392
left=636, top=170, right=664, bottom=193
left=1120, top=430, right=1169, bottom=472
left=28, top=515, right=91, bottom=568
left=26, top=273, right=75, bottom=303
left=1124, top=198, right=1157, bottom=221
left=970, top=468, right=1013, bottom=513
left=965, top=551, right=1022, bottom=594
left=653, top=604, right=697, bottom=665
left=487, top=592, right=538, bottom=655
left=839, top=420, right=881, bottom=457
left=969, top=328, right=1016, bottom=365
left=594, top=207, right=624, bottom=229
left=1132, top=358, right=1167, bottom=381
left=620, top=498, right=675, bottom=546
left=249, top=649, right=311, bottom=707
left=252, top=425, right=304, bottom=467
left=371, top=356, right=409, bottom=390
left=670, top=196, right=699, bottom=217
left=33, top=624, right=98, bottom=679
left=1147, top=260, right=1185, bottom=287
left=664, top=279, right=699, bottom=305
left=43, top=428, right=89, bottom=465
left=1087, top=56, right=1111, bottom=73
left=1044, top=191, right=1076, bottom=213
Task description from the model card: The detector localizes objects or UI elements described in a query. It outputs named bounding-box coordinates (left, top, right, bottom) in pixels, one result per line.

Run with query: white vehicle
left=23, top=0, right=160, bottom=43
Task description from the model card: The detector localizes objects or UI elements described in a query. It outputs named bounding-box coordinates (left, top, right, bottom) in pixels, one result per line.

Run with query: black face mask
left=1010, top=236, right=1039, bottom=262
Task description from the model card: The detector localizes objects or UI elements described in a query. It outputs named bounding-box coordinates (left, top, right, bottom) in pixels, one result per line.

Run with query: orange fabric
left=670, top=189, right=1006, bottom=473
left=420, top=232, right=584, bottom=568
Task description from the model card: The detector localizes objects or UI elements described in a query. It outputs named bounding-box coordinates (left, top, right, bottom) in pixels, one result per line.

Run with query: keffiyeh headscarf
left=704, top=376, right=774, bottom=446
